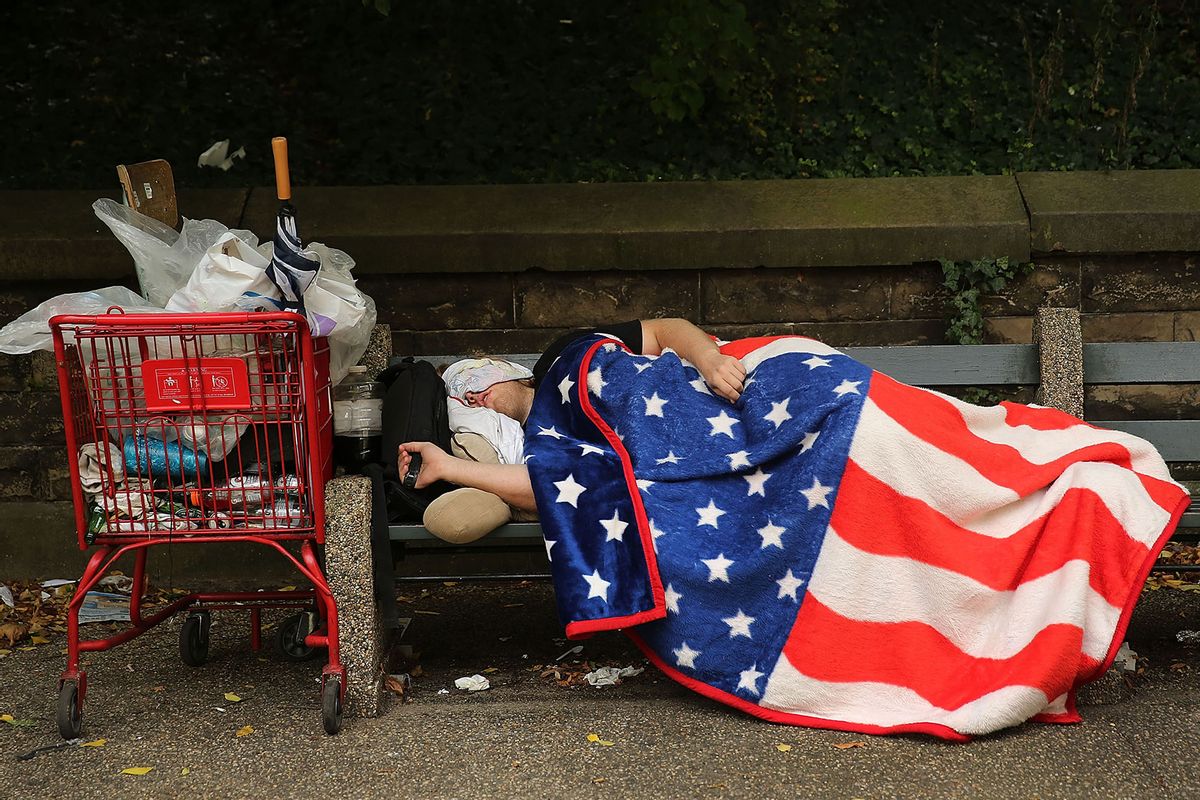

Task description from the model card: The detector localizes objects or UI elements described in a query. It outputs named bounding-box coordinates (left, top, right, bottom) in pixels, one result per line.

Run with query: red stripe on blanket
left=999, top=401, right=1086, bottom=430
left=623, top=630, right=972, bottom=742
left=717, top=336, right=813, bottom=360
left=868, top=372, right=1136, bottom=493
left=831, top=460, right=1151, bottom=606
left=783, top=596, right=1101, bottom=711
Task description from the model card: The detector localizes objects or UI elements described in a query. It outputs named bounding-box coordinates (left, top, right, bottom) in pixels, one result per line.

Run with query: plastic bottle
left=332, top=366, right=384, bottom=471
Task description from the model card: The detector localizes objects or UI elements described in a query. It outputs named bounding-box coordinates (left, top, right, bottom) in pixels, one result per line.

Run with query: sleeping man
left=397, top=317, right=1188, bottom=740
left=408, top=318, right=745, bottom=542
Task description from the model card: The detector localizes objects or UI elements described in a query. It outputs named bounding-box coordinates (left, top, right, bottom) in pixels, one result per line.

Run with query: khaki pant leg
left=423, top=488, right=512, bottom=544
left=421, top=433, right=512, bottom=544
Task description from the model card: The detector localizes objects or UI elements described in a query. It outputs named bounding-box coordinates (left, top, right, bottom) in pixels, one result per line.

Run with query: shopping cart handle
left=402, top=453, right=422, bottom=489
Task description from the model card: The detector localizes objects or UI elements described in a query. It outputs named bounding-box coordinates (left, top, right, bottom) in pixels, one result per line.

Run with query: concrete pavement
left=1, top=580, right=1197, bottom=799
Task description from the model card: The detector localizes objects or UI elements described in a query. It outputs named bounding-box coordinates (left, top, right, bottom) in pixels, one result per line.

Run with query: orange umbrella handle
left=272, top=137, right=292, bottom=201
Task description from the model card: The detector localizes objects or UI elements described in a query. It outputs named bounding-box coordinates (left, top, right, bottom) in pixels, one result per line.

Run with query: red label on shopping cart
left=141, top=358, right=251, bottom=411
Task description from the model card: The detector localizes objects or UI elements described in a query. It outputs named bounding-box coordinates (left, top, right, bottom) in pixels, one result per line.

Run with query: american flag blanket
left=524, top=334, right=1189, bottom=740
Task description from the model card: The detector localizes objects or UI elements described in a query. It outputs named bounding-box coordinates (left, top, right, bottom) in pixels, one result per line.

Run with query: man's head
left=442, top=358, right=537, bottom=425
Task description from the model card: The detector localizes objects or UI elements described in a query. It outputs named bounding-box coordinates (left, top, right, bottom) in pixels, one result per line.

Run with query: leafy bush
left=1, top=0, right=1195, bottom=189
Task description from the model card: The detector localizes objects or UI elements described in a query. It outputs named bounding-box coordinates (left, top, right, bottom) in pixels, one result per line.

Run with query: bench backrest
left=1082, top=340, right=1200, bottom=529
left=392, top=343, right=1043, bottom=546
left=1083, top=342, right=1200, bottom=462
left=422, top=343, right=1041, bottom=387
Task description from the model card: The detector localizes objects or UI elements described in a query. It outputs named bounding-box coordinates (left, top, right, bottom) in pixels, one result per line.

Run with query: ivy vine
left=938, top=256, right=1034, bottom=345
left=938, top=255, right=1034, bottom=405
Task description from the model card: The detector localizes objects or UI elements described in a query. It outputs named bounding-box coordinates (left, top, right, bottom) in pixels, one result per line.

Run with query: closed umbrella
left=265, top=136, right=320, bottom=312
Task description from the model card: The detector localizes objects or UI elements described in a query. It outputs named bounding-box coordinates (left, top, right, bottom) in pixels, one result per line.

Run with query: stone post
left=323, top=475, right=386, bottom=717
left=1033, top=307, right=1084, bottom=418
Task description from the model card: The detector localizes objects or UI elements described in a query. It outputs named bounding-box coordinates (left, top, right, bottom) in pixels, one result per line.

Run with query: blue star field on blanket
left=523, top=333, right=1187, bottom=740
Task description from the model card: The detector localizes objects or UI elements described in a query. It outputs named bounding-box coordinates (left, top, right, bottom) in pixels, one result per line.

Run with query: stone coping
left=0, top=171, right=1197, bottom=279
left=1017, top=170, right=1200, bottom=254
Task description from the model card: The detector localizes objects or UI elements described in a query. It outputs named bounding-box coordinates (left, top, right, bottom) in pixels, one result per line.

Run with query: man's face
left=464, top=380, right=525, bottom=421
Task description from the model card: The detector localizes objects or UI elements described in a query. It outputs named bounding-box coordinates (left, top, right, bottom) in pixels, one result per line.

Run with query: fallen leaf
left=776, top=743, right=793, bottom=751
left=81, top=739, right=106, bottom=747
left=384, top=675, right=407, bottom=696
left=481, top=667, right=499, bottom=674
left=276, top=586, right=297, bottom=592
left=30, top=635, right=49, bottom=645
left=414, top=610, right=441, bottom=616
left=442, top=581, right=458, bottom=587
left=182, top=767, right=190, bottom=776
left=586, top=733, right=614, bottom=746
left=1, top=714, right=35, bottom=727
left=0, top=621, right=29, bottom=646
left=833, top=741, right=866, bottom=749
left=224, top=693, right=243, bottom=703
left=236, top=725, right=254, bottom=737
left=121, top=767, right=154, bottom=776
left=593, top=777, right=606, bottom=784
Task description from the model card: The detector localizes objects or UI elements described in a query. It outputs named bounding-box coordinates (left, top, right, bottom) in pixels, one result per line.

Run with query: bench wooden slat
left=1084, top=342, right=1200, bottom=383
left=390, top=521, right=543, bottom=544
left=840, top=345, right=1038, bottom=385
left=412, top=344, right=1040, bottom=387
left=1093, top=420, right=1200, bottom=461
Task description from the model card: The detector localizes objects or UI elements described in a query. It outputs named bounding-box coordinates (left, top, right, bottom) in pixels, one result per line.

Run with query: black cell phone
left=402, top=452, right=422, bottom=489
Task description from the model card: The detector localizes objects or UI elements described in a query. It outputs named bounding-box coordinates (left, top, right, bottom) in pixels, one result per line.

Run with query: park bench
left=386, top=341, right=1042, bottom=566
left=341, top=317, right=1200, bottom=712
left=384, top=309, right=1197, bottom=577
left=324, top=308, right=1199, bottom=712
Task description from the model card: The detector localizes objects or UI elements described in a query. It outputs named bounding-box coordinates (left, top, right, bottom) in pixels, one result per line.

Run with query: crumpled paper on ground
left=454, top=674, right=490, bottom=692
left=1115, top=642, right=1139, bottom=672
left=584, top=666, right=644, bottom=687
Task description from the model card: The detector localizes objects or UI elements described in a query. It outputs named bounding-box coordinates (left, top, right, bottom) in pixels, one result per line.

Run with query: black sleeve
left=531, top=319, right=644, bottom=388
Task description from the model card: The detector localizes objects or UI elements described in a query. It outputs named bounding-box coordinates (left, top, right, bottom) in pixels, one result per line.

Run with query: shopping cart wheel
left=180, top=611, right=211, bottom=667
left=277, top=611, right=319, bottom=661
left=321, top=676, right=343, bottom=735
left=57, top=681, right=82, bottom=740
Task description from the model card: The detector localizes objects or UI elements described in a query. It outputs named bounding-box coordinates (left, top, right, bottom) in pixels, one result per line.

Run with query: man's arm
left=640, top=318, right=746, bottom=402
left=398, top=442, right=537, bottom=512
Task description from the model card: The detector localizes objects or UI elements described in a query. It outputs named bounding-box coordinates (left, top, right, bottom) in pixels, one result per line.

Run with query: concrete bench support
left=323, top=475, right=386, bottom=717
left=1033, top=307, right=1084, bottom=418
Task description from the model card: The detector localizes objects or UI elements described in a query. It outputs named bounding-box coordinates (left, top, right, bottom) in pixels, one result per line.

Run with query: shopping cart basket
left=49, top=309, right=346, bottom=736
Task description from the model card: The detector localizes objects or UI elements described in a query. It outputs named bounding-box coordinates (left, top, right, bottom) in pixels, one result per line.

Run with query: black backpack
left=377, top=357, right=455, bottom=522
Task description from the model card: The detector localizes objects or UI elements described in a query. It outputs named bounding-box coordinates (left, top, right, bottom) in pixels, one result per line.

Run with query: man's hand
left=397, top=442, right=451, bottom=489
left=695, top=350, right=746, bottom=403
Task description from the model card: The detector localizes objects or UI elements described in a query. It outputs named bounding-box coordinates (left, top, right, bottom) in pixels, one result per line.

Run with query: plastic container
left=332, top=365, right=383, bottom=471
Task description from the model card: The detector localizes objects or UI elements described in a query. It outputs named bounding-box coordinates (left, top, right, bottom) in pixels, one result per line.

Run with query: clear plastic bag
left=0, top=286, right=166, bottom=354
left=92, top=198, right=259, bottom=308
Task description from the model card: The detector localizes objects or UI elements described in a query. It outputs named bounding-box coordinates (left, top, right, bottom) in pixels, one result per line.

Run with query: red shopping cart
left=49, top=309, right=346, bottom=736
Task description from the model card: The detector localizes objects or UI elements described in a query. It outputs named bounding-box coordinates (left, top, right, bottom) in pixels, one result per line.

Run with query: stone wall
left=1, top=170, right=1197, bottom=575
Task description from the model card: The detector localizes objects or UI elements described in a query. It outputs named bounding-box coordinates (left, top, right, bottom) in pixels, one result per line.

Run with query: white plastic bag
left=165, top=232, right=280, bottom=314
left=308, top=243, right=376, bottom=386
left=92, top=198, right=258, bottom=308
left=0, top=286, right=165, bottom=354
left=242, top=241, right=376, bottom=386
